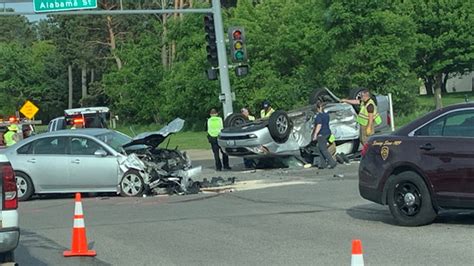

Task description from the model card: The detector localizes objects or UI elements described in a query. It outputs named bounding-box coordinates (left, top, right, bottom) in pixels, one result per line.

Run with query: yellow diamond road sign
left=20, top=100, right=39, bottom=120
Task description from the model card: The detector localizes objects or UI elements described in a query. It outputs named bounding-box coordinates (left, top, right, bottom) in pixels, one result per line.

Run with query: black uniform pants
left=208, top=136, right=229, bottom=170
left=317, top=134, right=337, bottom=168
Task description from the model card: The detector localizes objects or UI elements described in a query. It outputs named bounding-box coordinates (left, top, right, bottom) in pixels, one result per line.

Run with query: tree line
left=0, top=0, right=472, bottom=129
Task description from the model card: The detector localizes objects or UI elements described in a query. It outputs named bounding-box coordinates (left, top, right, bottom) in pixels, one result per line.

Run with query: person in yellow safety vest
left=260, top=100, right=275, bottom=119
left=341, top=89, right=382, bottom=145
left=4, top=124, right=20, bottom=147
left=206, top=109, right=231, bottom=171
left=241, top=108, right=255, bottom=121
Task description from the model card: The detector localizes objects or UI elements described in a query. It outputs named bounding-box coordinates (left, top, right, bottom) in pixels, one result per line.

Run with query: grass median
left=396, top=91, right=474, bottom=127
left=116, top=124, right=209, bottom=150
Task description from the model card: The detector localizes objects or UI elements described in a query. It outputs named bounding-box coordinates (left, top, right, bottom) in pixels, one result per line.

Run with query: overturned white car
left=218, top=88, right=391, bottom=161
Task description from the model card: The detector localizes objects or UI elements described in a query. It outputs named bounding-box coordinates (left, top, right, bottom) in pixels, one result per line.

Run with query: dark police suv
left=359, top=103, right=474, bottom=226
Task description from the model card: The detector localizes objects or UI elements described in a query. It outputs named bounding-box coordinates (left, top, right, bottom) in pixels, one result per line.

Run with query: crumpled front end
left=119, top=148, right=201, bottom=195
left=118, top=153, right=149, bottom=183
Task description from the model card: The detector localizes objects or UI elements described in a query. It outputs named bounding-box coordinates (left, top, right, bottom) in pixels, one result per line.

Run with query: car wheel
left=16, top=172, right=34, bottom=201
left=224, top=113, right=247, bottom=128
left=0, top=250, right=14, bottom=263
left=309, top=88, right=335, bottom=105
left=387, top=171, right=437, bottom=226
left=120, top=170, right=145, bottom=197
left=268, top=110, right=292, bottom=143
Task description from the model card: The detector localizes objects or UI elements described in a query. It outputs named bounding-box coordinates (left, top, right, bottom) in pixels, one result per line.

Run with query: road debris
left=333, top=174, right=344, bottom=179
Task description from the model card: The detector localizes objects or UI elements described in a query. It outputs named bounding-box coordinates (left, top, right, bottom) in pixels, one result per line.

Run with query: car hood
left=123, top=118, right=184, bottom=149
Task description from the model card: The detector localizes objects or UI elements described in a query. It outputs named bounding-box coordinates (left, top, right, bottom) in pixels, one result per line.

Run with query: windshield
left=95, top=131, right=131, bottom=153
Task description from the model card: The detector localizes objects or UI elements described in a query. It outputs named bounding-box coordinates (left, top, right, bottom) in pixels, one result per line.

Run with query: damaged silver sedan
left=218, top=88, right=391, bottom=161
left=2, top=118, right=201, bottom=201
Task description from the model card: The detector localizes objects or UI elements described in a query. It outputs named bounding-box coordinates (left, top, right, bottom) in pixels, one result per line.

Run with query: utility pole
left=212, top=0, right=233, bottom=117
left=68, top=65, right=73, bottom=109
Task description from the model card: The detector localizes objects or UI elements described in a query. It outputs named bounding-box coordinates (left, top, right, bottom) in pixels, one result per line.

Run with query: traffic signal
left=228, top=27, right=247, bottom=63
left=204, top=14, right=218, bottom=67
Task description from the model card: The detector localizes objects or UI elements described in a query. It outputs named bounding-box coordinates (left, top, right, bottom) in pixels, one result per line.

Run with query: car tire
left=224, top=113, right=247, bottom=128
left=0, top=250, right=14, bottom=263
left=309, top=88, right=334, bottom=105
left=387, top=171, right=437, bottom=226
left=268, top=110, right=292, bottom=143
left=16, top=171, right=34, bottom=201
left=119, top=170, right=145, bottom=197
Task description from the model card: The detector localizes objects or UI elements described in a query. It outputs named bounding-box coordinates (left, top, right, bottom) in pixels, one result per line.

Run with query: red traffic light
left=228, top=27, right=247, bottom=63
left=232, top=30, right=242, bottom=40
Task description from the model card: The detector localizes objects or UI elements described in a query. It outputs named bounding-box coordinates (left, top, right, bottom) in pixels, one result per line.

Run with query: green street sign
left=34, top=0, right=98, bottom=13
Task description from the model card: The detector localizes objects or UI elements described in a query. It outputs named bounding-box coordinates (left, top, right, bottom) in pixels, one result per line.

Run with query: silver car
left=2, top=119, right=200, bottom=201
left=218, top=88, right=390, bottom=159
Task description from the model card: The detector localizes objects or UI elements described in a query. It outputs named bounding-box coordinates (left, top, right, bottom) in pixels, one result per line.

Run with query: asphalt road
left=16, top=161, right=474, bottom=265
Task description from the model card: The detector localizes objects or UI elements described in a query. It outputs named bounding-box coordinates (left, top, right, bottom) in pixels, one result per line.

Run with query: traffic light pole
left=212, top=0, right=233, bottom=118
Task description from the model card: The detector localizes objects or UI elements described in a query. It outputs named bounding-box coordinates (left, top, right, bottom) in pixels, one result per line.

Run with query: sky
left=3, top=2, right=46, bottom=20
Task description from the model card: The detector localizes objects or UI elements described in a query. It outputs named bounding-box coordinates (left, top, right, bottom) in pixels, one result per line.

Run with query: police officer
left=207, top=109, right=231, bottom=171
left=4, top=124, right=19, bottom=146
left=260, top=100, right=275, bottom=119
left=341, top=89, right=382, bottom=145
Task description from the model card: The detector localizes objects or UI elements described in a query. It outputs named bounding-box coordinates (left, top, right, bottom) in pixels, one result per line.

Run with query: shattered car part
left=121, top=118, right=202, bottom=195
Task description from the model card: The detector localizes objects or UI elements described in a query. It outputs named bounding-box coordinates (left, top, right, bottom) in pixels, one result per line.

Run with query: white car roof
left=65, top=107, right=109, bottom=115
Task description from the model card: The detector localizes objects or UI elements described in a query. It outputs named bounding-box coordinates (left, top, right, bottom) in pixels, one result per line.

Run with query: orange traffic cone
left=63, top=193, right=97, bottom=257
left=351, top=239, right=364, bottom=266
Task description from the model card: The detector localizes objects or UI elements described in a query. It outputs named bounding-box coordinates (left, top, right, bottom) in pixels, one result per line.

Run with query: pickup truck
left=0, top=154, right=19, bottom=263
left=48, top=106, right=109, bottom=131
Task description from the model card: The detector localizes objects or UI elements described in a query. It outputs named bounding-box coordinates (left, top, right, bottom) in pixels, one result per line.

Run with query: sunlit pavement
left=16, top=161, right=474, bottom=265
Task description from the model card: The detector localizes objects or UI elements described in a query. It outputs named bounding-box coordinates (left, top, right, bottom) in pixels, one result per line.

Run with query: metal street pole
left=212, top=0, right=233, bottom=118
left=0, top=9, right=213, bottom=15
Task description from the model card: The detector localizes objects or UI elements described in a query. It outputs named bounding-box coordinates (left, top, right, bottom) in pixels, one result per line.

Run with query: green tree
left=323, top=1, right=419, bottom=114
left=227, top=0, right=332, bottom=113
left=0, top=10, right=35, bottom=46
left=411, top=0, right=474, bottom=109
left=0, top=41, right=66, bottom=120
left=0, top=43, right=31, bottom=115
left=103, top=33, right=164, bottom=123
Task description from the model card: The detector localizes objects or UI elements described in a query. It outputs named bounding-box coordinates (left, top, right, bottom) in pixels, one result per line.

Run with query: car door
left=20, top=136, right=70, bottom=192
left=413, top=108, right=474, bottom=207
left=68, top=136, right=119, bottom=192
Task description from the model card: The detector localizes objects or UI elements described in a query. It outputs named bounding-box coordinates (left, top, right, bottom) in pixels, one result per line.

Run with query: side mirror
left=94, top=149, right=108, bottom=157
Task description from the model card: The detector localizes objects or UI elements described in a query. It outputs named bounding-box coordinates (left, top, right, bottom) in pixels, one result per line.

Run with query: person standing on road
left=241, top=108, right=255, bottom=121
left=260, top=100, right=275, bottom=119
left=207, top=109, right=231, bottom=171
left=312, top=101, right=337, bottom=169
left=341, top=89, right=382, bottom=145
left=4, top=124, right=20, bottom=147
left=241, top=108, right=256, bottom=168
